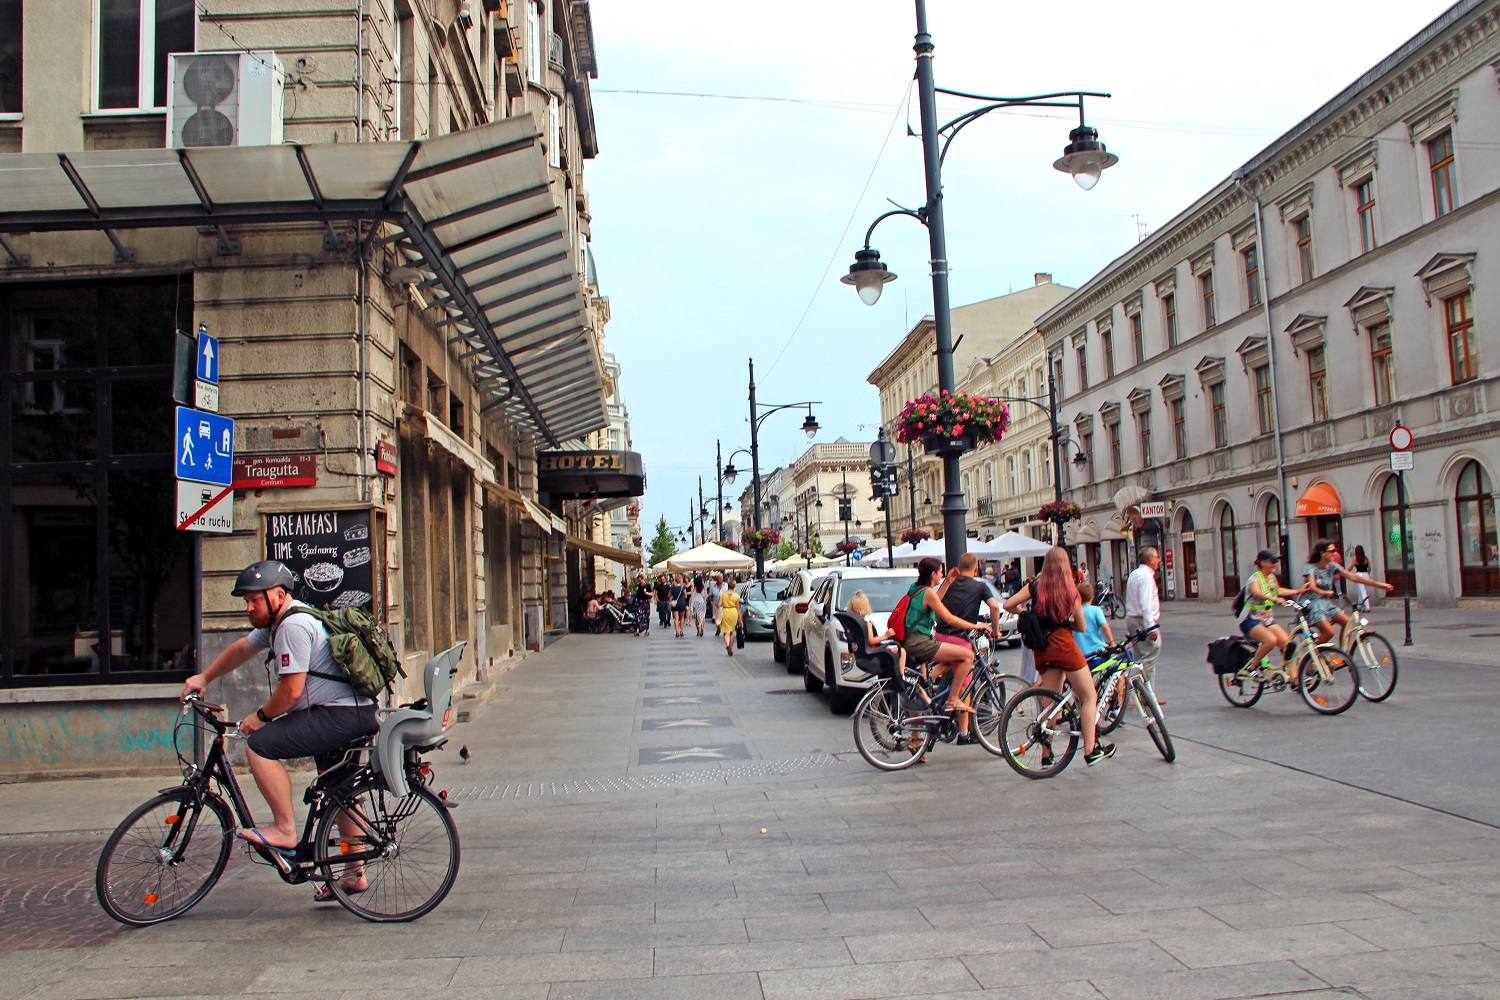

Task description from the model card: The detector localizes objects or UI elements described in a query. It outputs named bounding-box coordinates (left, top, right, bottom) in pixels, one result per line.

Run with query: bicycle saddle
left=373, top=641, right=465, bottom=796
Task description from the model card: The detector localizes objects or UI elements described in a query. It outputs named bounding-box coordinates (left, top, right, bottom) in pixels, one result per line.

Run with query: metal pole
left=884, top=488, right=896, bottom=569
left=841, top=467, right=851, bottom=564
left=697, top=477, right=705, bottom=548
left=749, top=359, right=765, bottom=578
left=907, top=444, right=918, bottom=533
left=716, top=440, right=724, bottom=543
left=1048, top=362, right=1065, bottom=507
left=913, top=0, right=967, bottom=571
left=1397, top=470, right=1413, bottom=646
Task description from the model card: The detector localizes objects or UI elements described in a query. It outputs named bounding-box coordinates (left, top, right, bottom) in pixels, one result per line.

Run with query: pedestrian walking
left=1125, top=546, right=1163, bottom=704
left=688, top=578, right=708, bottom=637
left=671, top=575, right=689, bottom=637
left=716, top=583, right=741, bottom=656
left=654, top=574, right=672, bottom=628
left=1350, top=545, right=1373, bottom=610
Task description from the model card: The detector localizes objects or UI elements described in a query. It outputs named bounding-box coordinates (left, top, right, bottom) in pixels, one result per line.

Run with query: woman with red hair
left=1002, top=546, right=1114, bottom=765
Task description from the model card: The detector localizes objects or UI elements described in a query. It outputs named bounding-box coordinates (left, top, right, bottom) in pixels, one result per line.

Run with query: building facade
left=1040, top=0, right=1500, bottom=607
left=780, top=439, right=878, bottom=556
left=868, top=276, right=1073, bottom=541
left=0, top=0, right=643, bottom=776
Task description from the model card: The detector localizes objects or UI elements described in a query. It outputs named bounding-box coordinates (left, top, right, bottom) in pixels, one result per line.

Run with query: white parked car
left=799, top=568, right=916, bottom=713
left=771, top=567, right=836, bottom=674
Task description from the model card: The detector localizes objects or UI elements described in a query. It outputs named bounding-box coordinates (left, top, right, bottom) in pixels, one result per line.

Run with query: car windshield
left=740, top=582, right=781, bottom=602
left=836, top=576, right=914, bottom=613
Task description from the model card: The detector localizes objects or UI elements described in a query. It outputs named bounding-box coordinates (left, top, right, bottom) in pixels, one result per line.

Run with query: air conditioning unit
left=167, top=51, right=284, bottom=148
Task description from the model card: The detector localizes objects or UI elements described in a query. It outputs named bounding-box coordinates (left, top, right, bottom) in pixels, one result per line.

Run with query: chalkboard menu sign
left=264, top=509, right=376, bottom=612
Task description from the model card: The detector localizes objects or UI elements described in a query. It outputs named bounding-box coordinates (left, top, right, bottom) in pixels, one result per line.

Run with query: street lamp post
left=870, top=430, right=899, bottom=569
left=843, top=0, right=1115, bottom=571
left=746, top=357, right=821, bottom=578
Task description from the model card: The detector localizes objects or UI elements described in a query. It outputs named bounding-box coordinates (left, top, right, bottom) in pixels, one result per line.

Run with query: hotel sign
left=538, top=451, right=629, bottom=472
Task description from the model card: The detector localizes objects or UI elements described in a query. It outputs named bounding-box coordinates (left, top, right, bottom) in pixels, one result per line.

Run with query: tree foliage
left=646, top=516, right=677, bottom=568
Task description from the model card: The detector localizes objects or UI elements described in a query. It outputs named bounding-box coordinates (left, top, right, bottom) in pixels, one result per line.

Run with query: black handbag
left=736, top=622, right=746, bottom=648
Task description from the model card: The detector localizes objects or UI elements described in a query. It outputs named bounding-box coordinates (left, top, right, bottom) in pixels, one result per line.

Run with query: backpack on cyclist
left=1017, top=610, right=1052, bottom=651
left=286, top=606, right=407, bottom=700
left=1231, top=584, right=1248, bottom=617
left=888, top=592, right=912, bottom=642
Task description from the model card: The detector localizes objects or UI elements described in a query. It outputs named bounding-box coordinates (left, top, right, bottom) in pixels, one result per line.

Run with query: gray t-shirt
left=247, top=601, right=370, bottom=709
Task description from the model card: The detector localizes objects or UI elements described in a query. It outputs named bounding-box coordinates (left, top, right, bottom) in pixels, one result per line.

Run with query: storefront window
left=1456, top=461, right=1498, bottom=596
left=1219, top=504, right=1238, bottom=598
left=1380, top=476, right=1415, bottom=595
left=2, top=279, right=192, bottom=686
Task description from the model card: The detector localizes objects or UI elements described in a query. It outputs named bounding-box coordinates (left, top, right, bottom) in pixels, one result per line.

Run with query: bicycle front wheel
left=852, top=681, right=931, bottom=770
left=1096, top=668, right=1128, bottom=735
left=315, top=783, right=460, bottom=922
left=1000, top=687, right=1078, bottom=779
left=1352, top=632, right=1399, bottom=702
left=1132, top=677, right=1175, bottom=762
left=1298, top=646, right=1360, bottom=716
left=96, top=789, right=234, bottom=926
left=968, top=674, right=1008, bottom=758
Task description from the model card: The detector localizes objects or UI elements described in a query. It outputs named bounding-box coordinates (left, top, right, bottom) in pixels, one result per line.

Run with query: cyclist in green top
left=901, top=557, right=986, bottom=743
left=1238, top=548, right=1308, bottom=682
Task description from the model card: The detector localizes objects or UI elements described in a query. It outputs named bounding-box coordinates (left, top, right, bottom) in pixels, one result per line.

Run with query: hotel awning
left=565, top=534, right=642, bottom=567
left=1295, top=482, right=1342, bottom=518
left=0, top=118, right=606, bottom=445
left=537, top=449, right=645, bottom=500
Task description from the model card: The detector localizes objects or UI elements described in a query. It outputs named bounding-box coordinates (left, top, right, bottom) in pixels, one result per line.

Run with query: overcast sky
left=583, top=0, right=1455, bottom=545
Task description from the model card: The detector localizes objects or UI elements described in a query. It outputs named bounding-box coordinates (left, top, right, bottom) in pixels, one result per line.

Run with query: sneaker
left=1084, top=743, right=1116, bottom=766
left=955, top=732, right=976, bottom=746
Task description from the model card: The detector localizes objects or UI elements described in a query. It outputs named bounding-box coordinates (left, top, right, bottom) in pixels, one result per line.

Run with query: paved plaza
left=3, top=619, right=1500, bottom=999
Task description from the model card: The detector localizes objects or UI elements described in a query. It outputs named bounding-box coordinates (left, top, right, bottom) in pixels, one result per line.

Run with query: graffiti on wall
left=1, top=704, right=178, bottom=768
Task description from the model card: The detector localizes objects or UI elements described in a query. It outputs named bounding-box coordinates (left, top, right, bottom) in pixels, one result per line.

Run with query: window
left=1076, top=343, right=1089, bottom=390
left=0, top=0, right=20, bottom=114
left=1131, top=312, right=1145, bottom=364
left=984, top=463, right=994, bottom=500
left=1006, top=456, right=1016, bottom=496
left=526, top=0, right=544, bottom=85
left=1051, top=352, right=1065, bottom=399
left=97, top=0, right=196, bottom=110
left=1263, top=496, right=1280, bottom=551
left=1163, top=293, right=1178, bottom=347
left=1369, top=321, right=1395, bottom=406
left=1016, top=374, right=1026, bottom=400
left=1429, top=130, right=1456, bottom=218
left=1381, top=476, right=1414, bottom=595
left=1080, top=432, right=1095, bottom=482
left=548, top=95, right=561, bottom=168
left=1355, top=179, right=1378, bottom=254
left=1107, top=421, right=1122, bottom=477
left=1293, top=215, right=1314, bottom=284
left=1022, top=451, right=1034, bottom=494
left=1456, top=461, right=1499, bottom=596
left=395, top=3, right=416, bottom=139
left=1171, top=398, right=1186, bottom=459
left=1199, top=272, right=1216, bottom=329
left=1101, top=328, right=1115, bottom=379
left=1209, top=382, right=1227, bottom=448
left=1308, top=345, right=1329, bottom=422
left=1137, top=411, right=1153, bottom=467
left=1446, top=291, right=1478, bottom=384
left=1254, top=364, right=1273, bottom=435
left=1042, top=449, right=1052, bottom=487
left=1243, top=244, right=1261, bottom=308
left=1220, top=505, right=1239, bottom=598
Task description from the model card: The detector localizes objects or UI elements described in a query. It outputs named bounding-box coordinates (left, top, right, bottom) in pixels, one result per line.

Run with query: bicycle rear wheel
left=1217, top=671, right=1263, bottom=708
left=1131, top=677, right=1175, bottom=762
left=315, top=783, right=460, bottom=922
left=1298, top=646, right=1360, bottom=715
left=1096, top=668, right=1128, bottom=735
left=999, top=687, right=1078, bottom=779
left=1352, top=632, right=1398, bottom=702
left=852, top=681, right=931, bottom=770
left=96, top=789, right=233, bottom=926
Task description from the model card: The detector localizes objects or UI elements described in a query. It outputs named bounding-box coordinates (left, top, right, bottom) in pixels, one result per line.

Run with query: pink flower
left=953, top=424, right=965, bottom=434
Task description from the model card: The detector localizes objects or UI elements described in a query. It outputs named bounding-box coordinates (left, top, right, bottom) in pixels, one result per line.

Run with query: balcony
left=976, top=496, right=997, bottom=519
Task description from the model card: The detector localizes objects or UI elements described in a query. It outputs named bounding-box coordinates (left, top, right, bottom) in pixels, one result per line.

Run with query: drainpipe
left=355, top=0, right=365, bottom=141
left=1232, top=169, right=1291, bottom=571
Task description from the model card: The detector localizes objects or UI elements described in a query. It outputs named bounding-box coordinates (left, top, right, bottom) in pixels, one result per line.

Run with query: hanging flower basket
left=895, top=390, right=1010, bottom=457
left=742, top=528, right=780, bottom=551
left=1037, top=500, right=1082, bottom=525
left=900, top=527, right=931, bottom=546
left=722, top=540, right=739, bottom=551
left=834, top=540, right=859, bottom=555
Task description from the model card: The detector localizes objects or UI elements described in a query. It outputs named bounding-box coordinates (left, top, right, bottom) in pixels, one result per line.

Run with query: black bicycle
left=96, top=645, right=465, bottom=925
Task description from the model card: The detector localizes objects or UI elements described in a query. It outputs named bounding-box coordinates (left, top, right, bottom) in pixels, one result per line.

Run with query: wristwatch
left=256, top=707, right=272, bottom=724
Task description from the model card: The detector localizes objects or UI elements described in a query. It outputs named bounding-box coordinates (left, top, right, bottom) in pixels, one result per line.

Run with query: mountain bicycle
left=998, top=626, right=1173, bottom=779
left=1215, top=601, right=1360, bottom=714
left=1336, top=599, right=1399, bottom=702
left=95, top=644, right=465, bottom=925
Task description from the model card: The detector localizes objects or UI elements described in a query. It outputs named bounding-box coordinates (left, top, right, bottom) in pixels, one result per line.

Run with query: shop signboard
left=264, top=509, right=376, bottom=611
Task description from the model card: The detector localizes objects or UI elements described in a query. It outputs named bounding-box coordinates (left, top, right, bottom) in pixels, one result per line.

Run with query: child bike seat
left=833, top=611, right=899, bottom=678
left=372, top=641, right=465, bottom=796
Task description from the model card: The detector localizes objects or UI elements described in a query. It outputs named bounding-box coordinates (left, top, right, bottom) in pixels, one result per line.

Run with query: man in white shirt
left=1125, top=546, right=1163, bottom=703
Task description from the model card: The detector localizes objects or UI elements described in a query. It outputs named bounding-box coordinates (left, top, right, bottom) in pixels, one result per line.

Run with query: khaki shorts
left=901, top=632, right=942, bottom=664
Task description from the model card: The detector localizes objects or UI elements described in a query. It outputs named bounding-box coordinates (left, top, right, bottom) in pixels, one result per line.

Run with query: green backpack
left=284, top=606, right=407, bottom=701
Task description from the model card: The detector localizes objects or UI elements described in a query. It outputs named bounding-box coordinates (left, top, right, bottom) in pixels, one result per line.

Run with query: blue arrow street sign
left=197, top=331, right=220, bottom=384
left=175, top=406, right=234, bottom=486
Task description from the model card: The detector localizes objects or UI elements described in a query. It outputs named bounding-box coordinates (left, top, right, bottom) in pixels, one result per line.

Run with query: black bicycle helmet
left=231, top=560, right=298, bottom=596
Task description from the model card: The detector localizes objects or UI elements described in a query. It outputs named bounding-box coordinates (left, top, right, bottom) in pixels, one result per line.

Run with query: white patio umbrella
left=666, top=541, right=755, bottom=573
left=969, top=531, right=1053, bottom=560
left=892, top=537, right=948, bottom=566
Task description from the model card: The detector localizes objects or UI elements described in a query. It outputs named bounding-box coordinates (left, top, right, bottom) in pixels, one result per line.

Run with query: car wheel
left=825, top=652, right=844, bottom=713
left=802, top=646, right=824, bottom=692
left=787, top=635, right=805, bottom=675
left=773, top=627, right=787, bottom=663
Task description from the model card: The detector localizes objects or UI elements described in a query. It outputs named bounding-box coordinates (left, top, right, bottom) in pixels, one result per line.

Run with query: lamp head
left=802, top=411, right=820, bottom=441
left=1072, top=449, right=1089, bottom=469
left=1053, top=124, right=1119, bottom=191
left=840, top=247, right=897, bottom=305
left=722, top=463, right=737, bottom=485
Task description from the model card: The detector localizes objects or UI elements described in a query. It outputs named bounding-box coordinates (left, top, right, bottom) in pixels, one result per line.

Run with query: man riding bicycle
left=180, top=560, right=377, bottom=900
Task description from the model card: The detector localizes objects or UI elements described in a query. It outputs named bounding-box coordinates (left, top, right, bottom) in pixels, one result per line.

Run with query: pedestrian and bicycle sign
left=176, top=406, right=235, bottom=487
